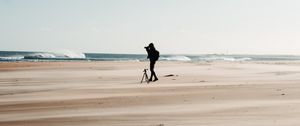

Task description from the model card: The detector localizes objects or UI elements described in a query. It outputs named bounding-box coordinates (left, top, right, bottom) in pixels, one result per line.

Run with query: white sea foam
left=199, top=56, right=252, bottom=61
left=235, top=57, right=252, bottom=61
left=29, top=53, right=56, bottom=58
left=161, top=55, right=192, bottom=61
left=26, top=50, right=86, bottom=59
left=53, top=50, right=86, bottom=58
left=0, top=56, right=23, bottom=60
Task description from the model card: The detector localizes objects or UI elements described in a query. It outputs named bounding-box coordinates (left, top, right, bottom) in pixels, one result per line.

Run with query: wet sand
left=1, top=61, right=300, bottom=126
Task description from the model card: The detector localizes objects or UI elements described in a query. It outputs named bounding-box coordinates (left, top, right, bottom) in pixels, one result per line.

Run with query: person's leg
left=153, top=70, right=158, bottom=81
left=152, top=62, right=158, bottom=81
left=150, top=61, right=158, bottom=81
left=149, top=61, right=155, bottom=81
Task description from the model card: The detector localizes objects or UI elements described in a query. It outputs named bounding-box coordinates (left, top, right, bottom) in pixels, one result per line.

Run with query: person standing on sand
left=144, top=43, right=159, bottom=82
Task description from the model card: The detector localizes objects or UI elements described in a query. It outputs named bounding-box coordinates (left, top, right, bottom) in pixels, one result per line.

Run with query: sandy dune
left=1, top=61, right=300, bottom=126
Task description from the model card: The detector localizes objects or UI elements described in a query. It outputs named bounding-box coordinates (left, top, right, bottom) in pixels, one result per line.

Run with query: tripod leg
left=140, top=74, right=145, bottom=83
left=145, top=73, right=149, bottom=83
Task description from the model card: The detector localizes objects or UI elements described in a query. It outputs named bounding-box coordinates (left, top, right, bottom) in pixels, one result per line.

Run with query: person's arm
left=145, top=48, right=150, bottom=59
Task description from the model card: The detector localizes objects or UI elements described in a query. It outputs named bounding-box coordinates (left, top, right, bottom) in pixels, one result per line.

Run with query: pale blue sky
left=1, top=0, right=300, bottom=54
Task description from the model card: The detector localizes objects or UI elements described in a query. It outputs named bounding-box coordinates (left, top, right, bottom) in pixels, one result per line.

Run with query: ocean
left=1, top=51, right=300, bottom=62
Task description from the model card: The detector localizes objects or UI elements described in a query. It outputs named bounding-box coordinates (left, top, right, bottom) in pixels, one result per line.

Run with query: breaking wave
left=0, top=56, right=24, bottom=61
left=54, top=50, right=86, bottom=58
left=198, top=56, right=252, bottom=61
left=24, top=51, right=86, bottom=60
left=161, top=55, right=192, bottom=61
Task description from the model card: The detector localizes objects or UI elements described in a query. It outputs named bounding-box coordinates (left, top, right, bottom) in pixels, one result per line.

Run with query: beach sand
left=1, top=61, right=300, bottom=126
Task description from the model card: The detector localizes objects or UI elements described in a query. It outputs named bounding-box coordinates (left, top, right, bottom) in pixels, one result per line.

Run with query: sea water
left=1, top=51, right=300, bottom=62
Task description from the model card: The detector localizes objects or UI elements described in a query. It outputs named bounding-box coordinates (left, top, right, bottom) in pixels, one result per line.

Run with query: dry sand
left=1, top=61, right=300, bottom=126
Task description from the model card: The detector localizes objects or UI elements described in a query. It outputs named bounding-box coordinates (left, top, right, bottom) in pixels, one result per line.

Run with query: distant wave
left=160, top=55, right=252, bottom=62
left=54, top=50, right=86, bottom=58
left=198, top=56, right=252, bottom=61
left=0, top=56, right=23, bottom=61
left=24, top=51, right=86, bottom=60
left=25, top=53, right=56, bottom=59
left=161, top=55, right=192, bottom=61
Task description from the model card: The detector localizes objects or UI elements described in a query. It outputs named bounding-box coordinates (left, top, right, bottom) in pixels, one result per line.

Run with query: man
left=145, top=43, right=159, bottom=82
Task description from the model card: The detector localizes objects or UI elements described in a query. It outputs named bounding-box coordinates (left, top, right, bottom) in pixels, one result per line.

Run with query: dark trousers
left=150, top=61, right=158, bottom=80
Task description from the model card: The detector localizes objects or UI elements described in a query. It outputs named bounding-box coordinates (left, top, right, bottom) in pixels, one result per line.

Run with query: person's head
left=149, top=43, right=155, bottom=49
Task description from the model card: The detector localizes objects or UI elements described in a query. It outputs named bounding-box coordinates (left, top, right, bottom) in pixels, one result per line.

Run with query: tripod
left=140, top=69, right=149, bottom=84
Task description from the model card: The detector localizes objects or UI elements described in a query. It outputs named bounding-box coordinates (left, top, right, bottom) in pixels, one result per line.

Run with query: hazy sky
left=1, top=0, right=300, bottom=54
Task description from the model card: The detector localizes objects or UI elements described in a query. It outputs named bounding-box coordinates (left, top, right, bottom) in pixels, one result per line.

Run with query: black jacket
left=146, top=48, right=159, bottom=62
